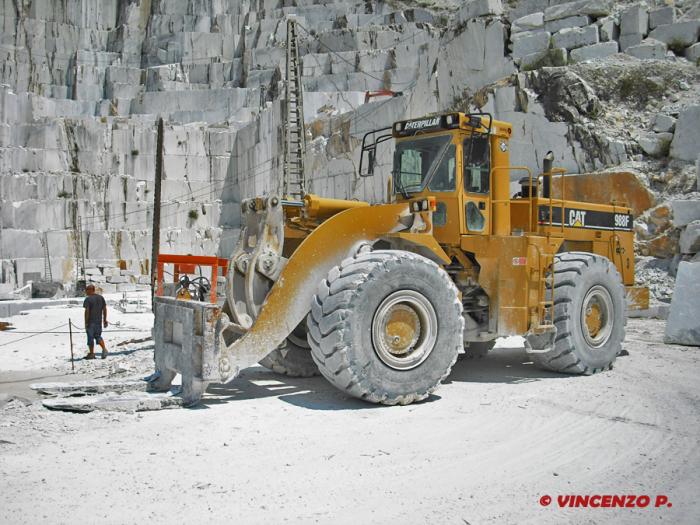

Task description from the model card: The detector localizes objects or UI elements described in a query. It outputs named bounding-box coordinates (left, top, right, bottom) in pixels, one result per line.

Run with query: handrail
left=489, top=165, right=533, bottom=234
left=547, top=167, right=567, bottom=234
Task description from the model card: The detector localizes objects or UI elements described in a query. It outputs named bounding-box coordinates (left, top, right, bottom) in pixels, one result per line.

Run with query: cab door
left=425, top=136, right=460, bottom=245
left=462, top=133, right=491, bottom=235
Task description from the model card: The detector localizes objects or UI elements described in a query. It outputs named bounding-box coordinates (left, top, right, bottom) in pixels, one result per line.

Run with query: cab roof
left=392, top=112, right=512, bottom=139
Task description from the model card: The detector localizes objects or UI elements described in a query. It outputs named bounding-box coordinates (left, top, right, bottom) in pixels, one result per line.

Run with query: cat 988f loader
left=150, top=112, right=648, bottom=406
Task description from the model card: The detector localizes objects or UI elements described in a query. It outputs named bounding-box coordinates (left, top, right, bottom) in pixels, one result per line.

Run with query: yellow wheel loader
left=150, top=112, right=648, bottom=406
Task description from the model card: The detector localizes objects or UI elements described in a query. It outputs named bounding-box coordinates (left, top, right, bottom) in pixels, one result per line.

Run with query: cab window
left=394, top=135, right=454, bottom=194
left=463, top=135, right=490, bottom=194
left=428, top=145, right=455, bottom=192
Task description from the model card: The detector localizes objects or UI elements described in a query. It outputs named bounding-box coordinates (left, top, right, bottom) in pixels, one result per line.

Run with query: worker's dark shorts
left=86, top=324, right=103, bottom=346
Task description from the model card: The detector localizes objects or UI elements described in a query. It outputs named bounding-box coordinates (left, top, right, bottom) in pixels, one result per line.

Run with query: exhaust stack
left=542, top=151, right=554, bottom=198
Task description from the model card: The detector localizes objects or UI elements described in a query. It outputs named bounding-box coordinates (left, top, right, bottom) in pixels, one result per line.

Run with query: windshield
left=394, top=135, right=455, bottom=195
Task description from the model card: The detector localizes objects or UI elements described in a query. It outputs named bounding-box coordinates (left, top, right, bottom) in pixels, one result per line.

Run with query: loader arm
left=217, top=200, right=417, bottom=382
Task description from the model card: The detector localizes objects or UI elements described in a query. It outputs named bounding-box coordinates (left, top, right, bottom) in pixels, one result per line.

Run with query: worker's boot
left=85, top=352, right=95, bottom=360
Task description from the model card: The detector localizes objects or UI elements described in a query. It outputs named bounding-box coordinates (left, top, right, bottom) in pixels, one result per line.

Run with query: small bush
left=617, top=73, right=668, bottom=108
left=131, top=149, right=139, bottom=156
left=58, top=190, right=71, bottom=198
left=188, top=209, right=199, bottom=220
left=435, top=15, right=448, bottom=27
left=667, top=39, right=686, bottom=55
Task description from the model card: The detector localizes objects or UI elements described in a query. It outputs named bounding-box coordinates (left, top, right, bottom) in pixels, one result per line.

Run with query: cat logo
left=569, top=210, right=587, bottom=227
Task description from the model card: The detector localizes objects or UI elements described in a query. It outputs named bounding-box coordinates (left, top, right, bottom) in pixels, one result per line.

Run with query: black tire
left=307, top=250, right=464, bottom=405
left=259, top=322, right=319, bottom=377
left=525, top=252, right=626, bottom=374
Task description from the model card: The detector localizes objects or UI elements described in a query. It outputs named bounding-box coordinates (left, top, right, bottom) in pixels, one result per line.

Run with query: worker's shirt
left=83, top=294, right=106, bottom=326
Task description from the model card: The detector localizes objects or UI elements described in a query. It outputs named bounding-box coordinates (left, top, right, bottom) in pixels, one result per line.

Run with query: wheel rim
left=580, top=285, right=614, bottom=348
left=371, top=290, right=438, bottom=370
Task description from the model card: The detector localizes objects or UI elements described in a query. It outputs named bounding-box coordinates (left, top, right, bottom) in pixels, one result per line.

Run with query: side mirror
left=360, top=148, right=376, bottom=177
left=359, top=126, right=392, bottom=177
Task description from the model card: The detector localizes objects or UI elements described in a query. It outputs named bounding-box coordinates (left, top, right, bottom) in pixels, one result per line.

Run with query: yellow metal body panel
left=510, top=197, right=636, bottom=286
left=270, top=113, right=641, bottom=341
left=303, top=194, right=369, bottom=219
left=460, top=234, right=559, bottom=336
left=393, top=118, right=515, bottom=245
left=394, top=130, right=463, bottom=247
left=388, top=112, right=641, bottom=336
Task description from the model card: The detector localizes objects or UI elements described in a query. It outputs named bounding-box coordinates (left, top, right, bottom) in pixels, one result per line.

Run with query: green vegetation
left=617, top=72, right=669, bottom=108
left=666, top=39, right=687, bottom=55
left=657, top=136, right=672, bottom=157
left=521, top=55, right=549, bottom=72
left=131, top=149, right=139, bottom=156
left=58, top=190, right=71, bottom=198
left=188, top=209, right=199, bottom=220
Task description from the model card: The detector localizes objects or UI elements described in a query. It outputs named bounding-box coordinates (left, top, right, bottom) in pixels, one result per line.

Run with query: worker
left=83, top=284, right=109, bottom=360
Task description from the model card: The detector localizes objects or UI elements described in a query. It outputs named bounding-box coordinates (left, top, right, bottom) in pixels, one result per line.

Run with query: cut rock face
left=626, top=39, right=668, bottom=60
left=570, top=41, right=619, bottom=62
left=551, top=25, right=600, bottom=50
left=648, top=20, right=700, bottom=49
left=637, top=132, right=673, bottom=158
left=544, top=0, right=612, bottom=22
left=670, top=106, right=700, bottom=162
left=680, top=221, right=700, bottom=254
left=525, top=68, right=600, bottom=121
left=664, top=261, right=700, bottom=346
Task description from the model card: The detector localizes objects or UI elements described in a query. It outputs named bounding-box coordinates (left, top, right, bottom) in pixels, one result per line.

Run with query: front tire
left=307, top=250, right=464, bottom=405
left=526, top=252, right=626, bottom=374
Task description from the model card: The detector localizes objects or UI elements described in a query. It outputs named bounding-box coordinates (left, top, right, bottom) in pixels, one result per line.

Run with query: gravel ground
left=1, top=311, right=698, bottom=524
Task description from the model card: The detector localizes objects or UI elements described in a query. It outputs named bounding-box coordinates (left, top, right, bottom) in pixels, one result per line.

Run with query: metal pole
left=78, top=218, right=86, bottom=281
left=68, top=319, right=75, bottom=372
left=151, top=117, right=164, bottom=311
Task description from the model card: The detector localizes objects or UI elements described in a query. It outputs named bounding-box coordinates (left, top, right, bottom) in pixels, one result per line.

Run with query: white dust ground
left=0, top=297, right=698, bottom=524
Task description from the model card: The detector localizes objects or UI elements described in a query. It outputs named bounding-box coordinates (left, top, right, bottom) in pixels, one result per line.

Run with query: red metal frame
left=156, top=254, right=229, bottom=304
left=364, top=89, right=402, bottom=104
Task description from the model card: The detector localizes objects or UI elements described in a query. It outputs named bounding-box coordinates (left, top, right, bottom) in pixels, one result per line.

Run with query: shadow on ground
left=200, top=367, right=394, bottom=411
left=198, top=345, right=571, bottom=410
left=448, top=345, right=570, bottom=384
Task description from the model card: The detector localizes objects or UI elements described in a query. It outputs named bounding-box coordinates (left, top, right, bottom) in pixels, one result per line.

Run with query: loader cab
left=361, top=112, right=512, bottom=246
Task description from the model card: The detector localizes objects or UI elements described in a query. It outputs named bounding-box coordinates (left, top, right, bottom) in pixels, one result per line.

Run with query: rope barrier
left=0, top=322, right=68, bottom=347
left=3, top=329, right=149, bottom=334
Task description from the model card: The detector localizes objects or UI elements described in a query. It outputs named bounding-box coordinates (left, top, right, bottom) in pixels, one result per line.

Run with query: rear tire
left=258, top=322, right=319, bottom=377
left=526, top=252, right=626, bottom=374
left=307, top=250, right=463, bottom=405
